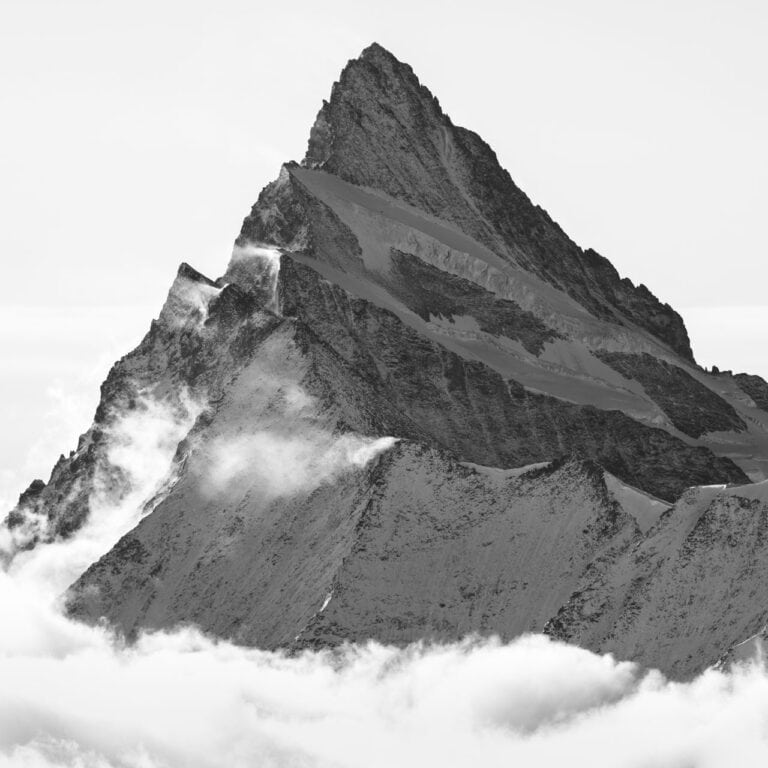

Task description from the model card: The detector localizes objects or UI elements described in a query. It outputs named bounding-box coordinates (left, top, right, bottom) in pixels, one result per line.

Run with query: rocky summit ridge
left=6, top=44, right=768, bottom=678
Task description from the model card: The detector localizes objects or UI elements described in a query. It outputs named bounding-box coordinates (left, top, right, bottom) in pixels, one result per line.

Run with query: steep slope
left=733, top=372, right=768, bottom=412
left=596, top=352, right=747, bottom=438
left=5, top=43, right=768, bottom=681
left=295, top=43, right=692, bottom=360
left=66, top=448, right=640, bottom=647
left=238, top=157, right=768, bottom=484
left=276, top=255, right=745, bottom=501
left=547, top=481, right=768, bottom=678
left=3, top=264, right=265, bottom=554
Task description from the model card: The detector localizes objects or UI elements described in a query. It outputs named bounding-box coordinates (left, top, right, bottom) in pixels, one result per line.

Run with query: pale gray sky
left=1, top=0, right=767, bottom=506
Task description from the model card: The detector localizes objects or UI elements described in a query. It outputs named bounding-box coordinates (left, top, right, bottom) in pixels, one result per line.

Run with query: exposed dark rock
left=299, top=43, right=693, bottom=359
left=734, top=372, right=768, bottom=412
left=17, top=478, right=46, bottom=509
left=279, top=256, right=747, bottom=501
left=65, top=445, right=639, bottom=650
left=597, top=352, right=747, bottom=437
left=387, top=249, right=561, bottom=355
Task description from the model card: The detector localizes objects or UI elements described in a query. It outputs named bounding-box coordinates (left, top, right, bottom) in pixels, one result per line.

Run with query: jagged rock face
left=387, top=249, right=562, bottom=355
left=734, top=372, right=768, bottom=412
left=8, top=44, right=768, bottom=680
left=277, top=256, right=746, bottom=501
left=2, top=263, right=275, bottom=552
left=66, top=449, right=639, bottom=649
left=546, top=481, right=768, bottom=678
left=596, top=352, right=747, bottom=438
left=294, top=454, right=638, bottom=649
left=296, top=43, right=693, bottom=360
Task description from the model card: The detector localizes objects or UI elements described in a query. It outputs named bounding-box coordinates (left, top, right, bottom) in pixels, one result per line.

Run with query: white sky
left=1, top=0, right=767, bottom=507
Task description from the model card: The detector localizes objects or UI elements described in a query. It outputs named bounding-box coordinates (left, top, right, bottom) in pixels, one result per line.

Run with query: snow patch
left=604, top=472, right=671, bottom=534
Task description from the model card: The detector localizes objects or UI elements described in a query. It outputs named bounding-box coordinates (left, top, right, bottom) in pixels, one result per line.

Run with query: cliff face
left=298, top=43, right=693, bottom=360
left=547, top=481, right=768, bottom=678
left=7, top=43, right=768, bottom=679
left=66, top=450, right=639, bottom=648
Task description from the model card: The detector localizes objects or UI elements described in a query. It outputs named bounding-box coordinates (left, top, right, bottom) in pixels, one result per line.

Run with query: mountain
left=6, top=43, right=768, bottom=678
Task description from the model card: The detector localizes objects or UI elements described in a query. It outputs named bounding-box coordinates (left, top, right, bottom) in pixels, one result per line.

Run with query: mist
left=205, top=431, right=398, bottom=499
left=2, top=388, right=202, bottom=596
left=3, top=384, right=768, bottom=768
left=3, top=574, right=768, bottom=768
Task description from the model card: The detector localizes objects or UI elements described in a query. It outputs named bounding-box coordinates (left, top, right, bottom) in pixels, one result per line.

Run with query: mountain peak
left=302, top=42, right=438, bottom=171
left=295, top=45, right=695, bottom=361
left=357, top=41, right=399, bottom=64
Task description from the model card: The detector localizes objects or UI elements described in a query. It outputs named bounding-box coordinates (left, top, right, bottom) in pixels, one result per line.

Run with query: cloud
left=5, top=387, right=202, bottom=596
left=3, top=574, right=768, bottom=768
left=198, top=361, right=398, bottom=499
left=160, top=276, right=223, bottom=328
left=5, top=368, right=768, bottom=767
left=0, top=305, right=151, bottom=514
left=204, top=430, right=398, bottom=499
left=227, top=244, right=281, bottom=313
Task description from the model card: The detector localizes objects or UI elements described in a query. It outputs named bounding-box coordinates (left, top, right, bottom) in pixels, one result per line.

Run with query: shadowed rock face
left=277, top=256, right=746, bottom=502
left=734, top=372, right=768, bottom=412
left=596, top=351, right=747, bottom=438
left=386, top=249, right=562, bottom=355
left=297, top=43, right=693, bottom=360
left=7, top=43, right=768, bottom=680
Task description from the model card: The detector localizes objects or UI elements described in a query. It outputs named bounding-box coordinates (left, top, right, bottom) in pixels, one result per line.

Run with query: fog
left=3, top=573, right=768, bottom=768
left=205, top=431, right=398, bottom=500
left=3, top=385, right=768, bottom=767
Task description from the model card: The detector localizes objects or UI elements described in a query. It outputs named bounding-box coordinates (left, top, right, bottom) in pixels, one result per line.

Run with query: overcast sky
left=1, top=0, right=766, bottom=506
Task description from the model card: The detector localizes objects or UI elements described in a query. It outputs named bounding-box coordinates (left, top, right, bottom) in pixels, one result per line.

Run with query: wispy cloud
left=204, top=430, right=397, bottom=499
left=4, top=387, right=202, bottom=596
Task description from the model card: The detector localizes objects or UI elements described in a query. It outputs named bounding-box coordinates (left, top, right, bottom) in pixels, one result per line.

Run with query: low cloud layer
left=4, top=380, right=768, bottom=767
left=3, top=574, right=768, bottom=768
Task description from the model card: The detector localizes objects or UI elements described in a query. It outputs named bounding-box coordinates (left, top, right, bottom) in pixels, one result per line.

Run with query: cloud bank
left=4, top=381, right=768, bottom=768
left=3, top=587, right=768, bottom=768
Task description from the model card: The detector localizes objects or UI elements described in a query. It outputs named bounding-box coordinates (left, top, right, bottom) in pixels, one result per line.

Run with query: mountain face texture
left=7, top=43, right=768, bottom=679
